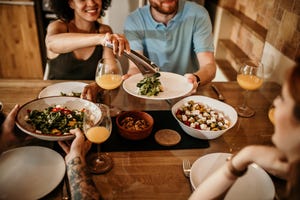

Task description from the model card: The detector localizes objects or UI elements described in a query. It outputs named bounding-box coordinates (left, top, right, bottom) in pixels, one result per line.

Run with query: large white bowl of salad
left=16, top=96, right=102, bottom=141
left=171, top=95, right=238, bottom=140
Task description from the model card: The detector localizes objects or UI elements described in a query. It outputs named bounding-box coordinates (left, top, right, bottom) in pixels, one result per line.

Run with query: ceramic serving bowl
left=171, top=95, right=238, bottom=140
left=116, top=111, right=154, bottom=140
left=16, top=96, right=102, bottom=141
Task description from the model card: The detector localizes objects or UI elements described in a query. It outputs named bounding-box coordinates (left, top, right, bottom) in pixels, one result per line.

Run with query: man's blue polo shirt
left=124, top=0, right=214, bottom=75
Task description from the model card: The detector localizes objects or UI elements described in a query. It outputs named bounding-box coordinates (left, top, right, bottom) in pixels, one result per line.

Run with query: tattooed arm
left=59, top=128, right=101, bottom=200
left=67, top=156, right=100, bottom=200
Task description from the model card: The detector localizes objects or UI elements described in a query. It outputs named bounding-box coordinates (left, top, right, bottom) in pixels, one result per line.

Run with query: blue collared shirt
left=124, top=0, right=214, bottom=75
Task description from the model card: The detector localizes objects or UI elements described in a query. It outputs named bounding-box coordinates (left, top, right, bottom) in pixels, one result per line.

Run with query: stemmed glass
left=95, top=58, right=123, bottom=117
left=268, top=105, right=275, bottom=125
left=84, top=104, right=113, bottom=174
left=236, top=60, right=264, bottom=117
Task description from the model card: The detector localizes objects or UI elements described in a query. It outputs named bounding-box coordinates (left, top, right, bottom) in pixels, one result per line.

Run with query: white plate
left=0, top=146, right=66, bottom=200
left=190, top=153, right=275, bottom=200
left=16, top=96, right=102, bottom=141
left=38, top=81, right=88, bottom=98
left=123, top=72, right=193, bottom=100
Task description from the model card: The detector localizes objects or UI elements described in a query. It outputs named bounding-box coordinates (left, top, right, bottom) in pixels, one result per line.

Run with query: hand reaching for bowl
left=0, top=104, right=33, bottom=153
left=81, top=82, right=104, bottom=102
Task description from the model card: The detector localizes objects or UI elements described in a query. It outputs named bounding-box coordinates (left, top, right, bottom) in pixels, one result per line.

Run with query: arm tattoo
left=67, top=156, right=101, bottom=200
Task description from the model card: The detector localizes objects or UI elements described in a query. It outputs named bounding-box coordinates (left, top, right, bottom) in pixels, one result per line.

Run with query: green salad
left=25, top=105, right=84, bottom=135
left=136, top=73, right=163, bottom=96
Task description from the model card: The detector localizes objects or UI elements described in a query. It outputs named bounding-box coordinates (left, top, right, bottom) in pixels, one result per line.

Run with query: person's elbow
left=45, top=37, right=58, bottom=53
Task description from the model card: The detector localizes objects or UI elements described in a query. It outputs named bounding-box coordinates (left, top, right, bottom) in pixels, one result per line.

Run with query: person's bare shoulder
left=99, top=24, right=113, bottom=34
left=46, top=19, right=68, bottom=35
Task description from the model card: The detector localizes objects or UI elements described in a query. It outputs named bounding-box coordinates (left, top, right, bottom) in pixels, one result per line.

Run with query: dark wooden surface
left=0, top=79, right=285, bottom=199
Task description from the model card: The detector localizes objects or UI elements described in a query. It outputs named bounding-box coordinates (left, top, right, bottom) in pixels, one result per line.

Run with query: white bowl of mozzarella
left=171, top=95, right=238, bottom=140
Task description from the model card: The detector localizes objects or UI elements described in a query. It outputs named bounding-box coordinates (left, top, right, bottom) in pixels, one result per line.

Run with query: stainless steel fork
left=182, top=159, right=191, bottom=177
left=183, top=159, right=194, bottom=192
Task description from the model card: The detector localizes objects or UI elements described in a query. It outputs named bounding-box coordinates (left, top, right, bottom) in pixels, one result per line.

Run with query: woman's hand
left=103, top=33, right=131, bottom=56
left=58, top=128, right=92, bottom=164
left=189, top=145, right=289, bottom=200
left=235, top=145, right=290, bottom=179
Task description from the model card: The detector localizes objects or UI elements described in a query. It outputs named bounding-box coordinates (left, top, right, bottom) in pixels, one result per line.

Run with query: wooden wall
left=0, top=0, right=43, bottom=79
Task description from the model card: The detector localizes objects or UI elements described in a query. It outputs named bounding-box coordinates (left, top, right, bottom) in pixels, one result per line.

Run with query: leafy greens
left=25, top=106, right=84, bottom=135
left=136, top=73, right=163, bottom=96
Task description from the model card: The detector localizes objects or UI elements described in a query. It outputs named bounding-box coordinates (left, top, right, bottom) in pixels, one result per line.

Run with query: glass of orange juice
left=268, top=105, right=275, bottom=125
left=236, top=60, right=264, bottom=117
left=95, top=58, right=123, bottom=117
left=84, top=104, right=113, bottom=174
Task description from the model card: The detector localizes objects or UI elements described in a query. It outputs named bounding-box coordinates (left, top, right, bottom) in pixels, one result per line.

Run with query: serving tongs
left=105, top=42, right=160, bottom=77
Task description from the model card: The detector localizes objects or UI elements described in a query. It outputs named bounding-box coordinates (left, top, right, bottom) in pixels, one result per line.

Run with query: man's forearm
left=194, top=62, right=216, bottom=86
left=67, top=156, right=101, bottom=200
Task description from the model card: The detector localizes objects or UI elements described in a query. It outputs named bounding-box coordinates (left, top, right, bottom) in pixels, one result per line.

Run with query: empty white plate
left=0, top=146, right=66, bottom=200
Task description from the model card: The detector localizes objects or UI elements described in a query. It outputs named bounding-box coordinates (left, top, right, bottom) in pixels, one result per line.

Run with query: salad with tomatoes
left=25, top=105, right=84, bottom=135
left=175, top=100, right=230, bottom=131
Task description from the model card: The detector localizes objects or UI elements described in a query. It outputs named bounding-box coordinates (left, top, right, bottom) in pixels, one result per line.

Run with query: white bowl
left=16, top=96, right=102, bottom=141
left=171, top=95, right=238, bottom=140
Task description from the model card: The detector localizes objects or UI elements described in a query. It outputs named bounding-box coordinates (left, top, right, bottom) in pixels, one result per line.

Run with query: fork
left=211, top=84, right=225, bottom=101
left=182, top=159, right=191, bottom=177
left=183, top=159, right=194, bottom=192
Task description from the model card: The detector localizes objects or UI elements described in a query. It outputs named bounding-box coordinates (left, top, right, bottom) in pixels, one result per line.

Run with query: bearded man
left=124, top=0, right=216, bottom=89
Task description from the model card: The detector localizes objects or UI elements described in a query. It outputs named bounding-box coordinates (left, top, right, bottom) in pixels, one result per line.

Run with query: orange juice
left=86, top=126, right=110, bottom=144
left=268, top=107, right=275, bottom=125
left=237, top=74, right=263, bottom=90
left=96, top=74, right=122, bottom=90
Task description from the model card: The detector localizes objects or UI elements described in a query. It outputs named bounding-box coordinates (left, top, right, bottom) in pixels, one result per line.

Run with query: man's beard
left=150, top=0, right=178, bottom=15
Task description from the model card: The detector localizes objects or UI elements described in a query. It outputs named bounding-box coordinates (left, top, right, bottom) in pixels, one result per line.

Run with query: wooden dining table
left=0, top=79, right=286, bottom=200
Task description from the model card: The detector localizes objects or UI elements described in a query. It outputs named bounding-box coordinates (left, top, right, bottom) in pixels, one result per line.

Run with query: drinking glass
left=268, top=105, right=275, bottom=125
left=236, top=60, right=264, bottom=117
left=84, top=104, right=113, bottom=174
left=95, top=58, right=123, bottom=117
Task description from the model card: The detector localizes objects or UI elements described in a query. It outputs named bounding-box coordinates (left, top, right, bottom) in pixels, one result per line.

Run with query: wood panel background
left=0, top=1, right=43, bottom=79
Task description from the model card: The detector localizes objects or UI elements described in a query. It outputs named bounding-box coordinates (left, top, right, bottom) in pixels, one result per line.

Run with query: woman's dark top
left=47, top=22, right=103, bottom=80
left=47, top=45, right=103, bottom=80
